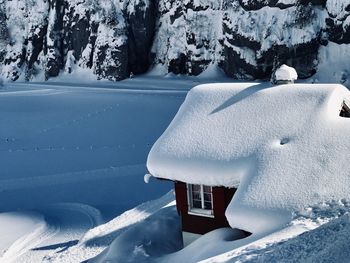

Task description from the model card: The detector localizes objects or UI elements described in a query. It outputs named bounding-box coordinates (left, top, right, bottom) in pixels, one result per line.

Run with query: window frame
left=187, top=184, right=214, bottom=218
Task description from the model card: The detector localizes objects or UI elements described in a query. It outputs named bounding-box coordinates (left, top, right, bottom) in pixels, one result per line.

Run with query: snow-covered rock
left=0, top=0, right=349, bottom=83
left=0, top=0, right=154, bottom=81
left=147, top=82, right=350, bottom=234
left=273, top=64, right=298, bottom=83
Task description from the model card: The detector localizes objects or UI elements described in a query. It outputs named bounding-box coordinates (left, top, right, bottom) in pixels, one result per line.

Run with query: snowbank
left=147, top=82, right=350, bottom=234
left=201, top=199, right=350, bottom=263
left=239, top=213, right=350, bottom=263
left=88, top=195, right=350, bottom=263
left=80, top=191, right=174, bottom=246
left=0, top=212, right=47, bottom=261
left=211, top=213, right=350, bottom=262
left=90, top=207, right=182, bottom=263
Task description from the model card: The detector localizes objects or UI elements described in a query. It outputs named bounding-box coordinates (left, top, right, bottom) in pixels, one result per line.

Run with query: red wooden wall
left=174, top=181, right=237, bottom=235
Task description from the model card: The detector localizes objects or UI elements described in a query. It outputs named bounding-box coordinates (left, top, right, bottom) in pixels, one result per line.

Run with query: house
left=146, top=65, right=350, bottom=246
left=173, top=182, right=240, bottom=245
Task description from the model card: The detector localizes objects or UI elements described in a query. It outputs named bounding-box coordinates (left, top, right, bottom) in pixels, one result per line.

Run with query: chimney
left=271, top=64, right=298, bottom=85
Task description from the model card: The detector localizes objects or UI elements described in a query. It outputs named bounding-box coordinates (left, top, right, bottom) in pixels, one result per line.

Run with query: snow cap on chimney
left=272, top=64, right=298, bottom=85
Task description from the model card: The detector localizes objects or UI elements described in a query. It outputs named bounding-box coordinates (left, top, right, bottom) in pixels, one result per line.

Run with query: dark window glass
left=189, top=184, right=213, bottom=211
left=204, top=201, right=212, bottom=210
left=203, top=185, right=211, bottom=193
left=204, top=193, right=212, bottom=202
left=193, top=200, right=202, bottom=209
left=192, top=192, right=201, bottom=200
left=192, top=184, right=201, bottom=192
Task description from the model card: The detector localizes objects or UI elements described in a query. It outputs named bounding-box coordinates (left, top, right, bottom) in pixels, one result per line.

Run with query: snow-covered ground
left=0, top=75, right=193, bottom=262
left=0, top=74, right=238, bottom=262
left=2, top=74, right=350, bottom=262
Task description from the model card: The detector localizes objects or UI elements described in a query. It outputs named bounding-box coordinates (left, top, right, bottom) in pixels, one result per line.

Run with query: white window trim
left=187, top=184, right=214, bottom=218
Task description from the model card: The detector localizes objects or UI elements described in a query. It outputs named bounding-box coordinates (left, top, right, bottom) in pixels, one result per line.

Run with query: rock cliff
left=0, top=0, right=349, bottom=84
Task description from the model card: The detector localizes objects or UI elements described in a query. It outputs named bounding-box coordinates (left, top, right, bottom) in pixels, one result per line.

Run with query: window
left=340, top=101, right=350, bottom=117
left=187, top=184, right=214, bottom=217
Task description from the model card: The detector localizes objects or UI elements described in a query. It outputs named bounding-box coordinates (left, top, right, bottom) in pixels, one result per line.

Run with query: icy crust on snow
left=147, top=82, right=350, bottom=234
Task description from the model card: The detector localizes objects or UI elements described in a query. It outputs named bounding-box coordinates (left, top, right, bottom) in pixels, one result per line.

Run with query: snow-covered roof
left=147, top=82, right=350, bottom=234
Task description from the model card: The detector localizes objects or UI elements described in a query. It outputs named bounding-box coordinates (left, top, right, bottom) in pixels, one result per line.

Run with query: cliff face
left=0, top=0, right=349, bottom=83
left=0, top=0, right=154, bottom=81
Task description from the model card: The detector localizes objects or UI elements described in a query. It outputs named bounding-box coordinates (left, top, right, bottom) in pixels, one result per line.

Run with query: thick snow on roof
left=147, top=82, right=350, bottom=233
left=274, top=64, right=298, bottom=81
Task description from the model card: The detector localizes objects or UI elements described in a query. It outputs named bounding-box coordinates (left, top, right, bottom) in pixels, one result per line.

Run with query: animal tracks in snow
left=36, top=104, right=119, bottom=136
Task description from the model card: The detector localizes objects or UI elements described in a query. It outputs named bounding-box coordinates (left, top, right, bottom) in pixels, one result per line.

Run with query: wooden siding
left=175, top=182, right=188, bottom=214
left=174, top=181, right=237, bottom=235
